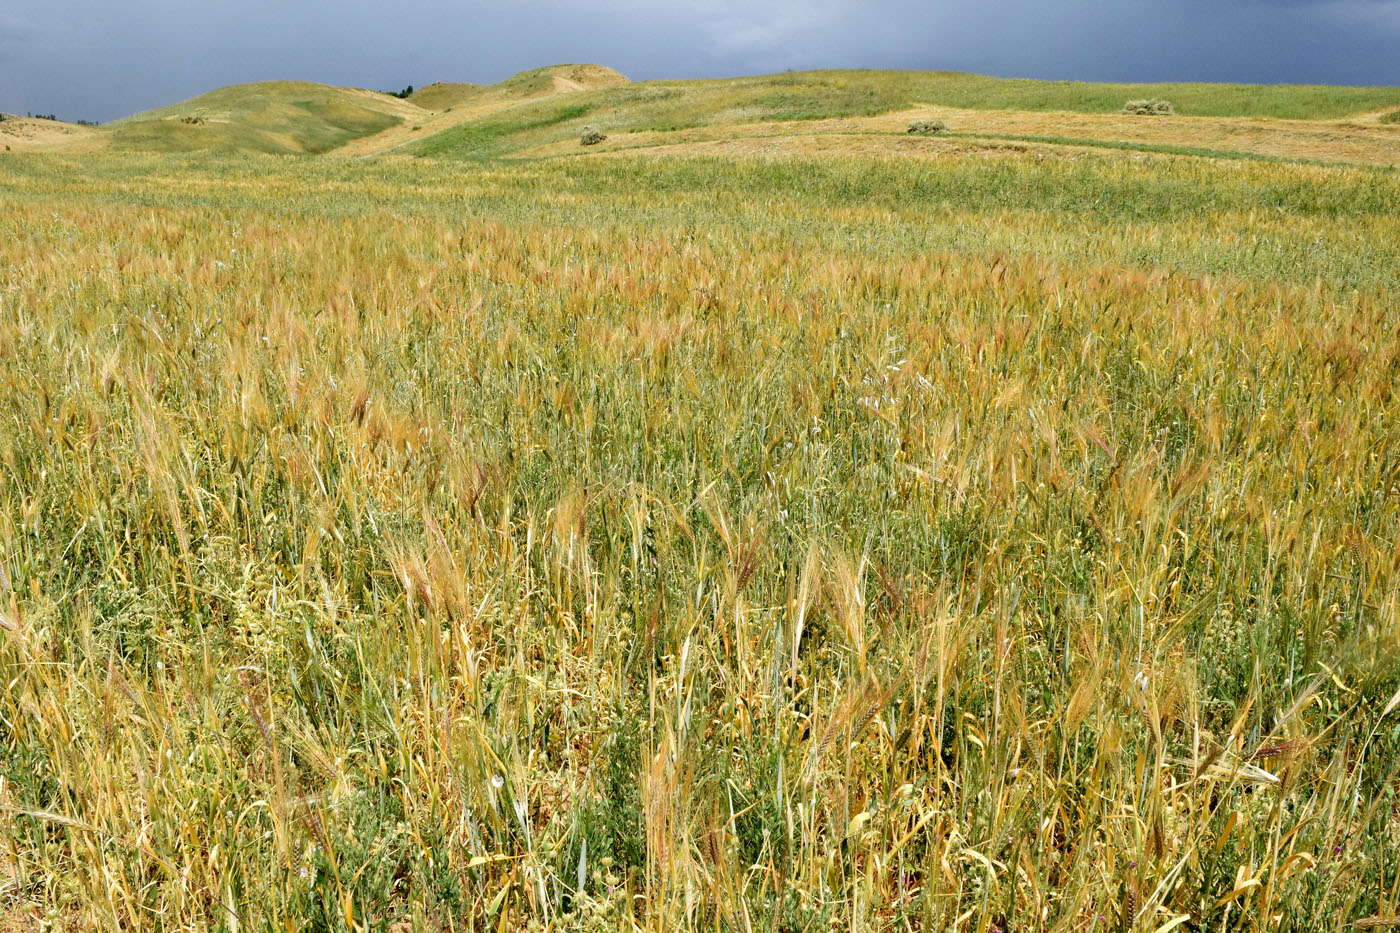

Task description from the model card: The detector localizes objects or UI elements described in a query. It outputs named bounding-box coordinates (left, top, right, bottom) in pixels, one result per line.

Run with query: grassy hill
left=406, top=82, right=485, bottom=111
left=406, top=68, right=1400, bottom=161
left=0, top=113, right=105, bottom=152
left=107, top=81, right=420, bottom=154
left=407, top=65, right=626, bottom=114
left=489, top=63, right=628, bottom=95
left=32, top=66, right=1396, bottom=160
left=328, top=64, right=631, bottom=158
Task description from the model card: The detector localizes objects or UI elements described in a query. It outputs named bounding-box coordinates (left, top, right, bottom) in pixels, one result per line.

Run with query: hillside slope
left=489, top=63, right=628, bottom=95
left=406, top=83, right=485, bottom=111
left=107, top=81, right=423, bottom=154
left=332, top=64, right=628, bottom=157
left=15, top=66, right=1397, bottom=162
left=405, top=68, right=1400, bottom=162
left=0, top=114, right=105, bottom=152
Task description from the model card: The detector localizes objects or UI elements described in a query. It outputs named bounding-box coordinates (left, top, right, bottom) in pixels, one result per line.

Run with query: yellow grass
left=515, top=106, right=1400, bottom=168
left=1, top=67, right=1399, bottom=932
left=0, top=116, right=104, bottom=153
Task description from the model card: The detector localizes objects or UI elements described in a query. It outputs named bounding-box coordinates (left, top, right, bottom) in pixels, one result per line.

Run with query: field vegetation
left=2, top=67, right=1400, bottom=933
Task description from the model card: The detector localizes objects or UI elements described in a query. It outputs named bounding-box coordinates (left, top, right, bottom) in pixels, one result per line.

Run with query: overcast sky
left=2, top=0, right=1398, bottom=123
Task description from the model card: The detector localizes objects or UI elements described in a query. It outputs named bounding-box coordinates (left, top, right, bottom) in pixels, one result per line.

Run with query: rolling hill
left=0, top=113, right=105, bottom=152
left=406, top=82, right=485, bottom=111
left=105, top=81, right=422, bottom=154
left=331, top=64, right=630, bottom=157
left=404, top=69, right=1400, bottom=163
left=9, top=65, right=1399, bottom=165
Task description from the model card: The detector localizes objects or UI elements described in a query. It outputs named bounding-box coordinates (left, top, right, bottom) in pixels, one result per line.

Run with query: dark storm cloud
left=1, top=0, right=1397, bottom=123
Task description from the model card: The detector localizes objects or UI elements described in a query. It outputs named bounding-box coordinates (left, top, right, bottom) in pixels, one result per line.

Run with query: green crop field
left=1, top=66, right=1399, bottom=933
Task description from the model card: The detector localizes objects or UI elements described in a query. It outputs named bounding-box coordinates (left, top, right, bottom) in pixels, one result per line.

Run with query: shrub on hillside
left=580, top=128, right=606, bottom=146
left=1381, top=110, right=1400, bottom=125
left=906, top=119, right=948, bottom=136
left=1122, top=98, right=1175, bottom=116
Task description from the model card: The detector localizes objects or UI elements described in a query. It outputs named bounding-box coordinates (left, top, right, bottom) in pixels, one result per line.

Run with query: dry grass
left=588, top=132, right=1042, bottom=162
left=0, top=142, right=1398, bottom=931
left=879, top=106, right=1400, bottom=167
left=517, top=105, right=1400, bottom=168
left=0, top=116, right=105, bottom=153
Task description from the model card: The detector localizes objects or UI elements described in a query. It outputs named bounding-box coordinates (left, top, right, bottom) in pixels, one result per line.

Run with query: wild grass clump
left=1123, top=97, right=1176, bottom=115
left=0, top=150, right=1398, bottom=930
left=1380, top=109, right=1400, bottom=125
left=906, top=119, right=948, bottom=135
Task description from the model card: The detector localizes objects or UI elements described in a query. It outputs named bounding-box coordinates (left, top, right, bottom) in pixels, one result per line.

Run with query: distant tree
left=391, top=85, right=414, bottom=99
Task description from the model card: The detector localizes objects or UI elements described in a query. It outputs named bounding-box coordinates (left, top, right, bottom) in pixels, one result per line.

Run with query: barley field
left=1, top=138, right=1399, bottom=931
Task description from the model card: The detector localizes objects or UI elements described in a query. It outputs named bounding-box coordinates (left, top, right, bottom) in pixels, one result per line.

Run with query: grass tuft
left=1123, top=98, right=1176, bottom=115
left=906, top=119, right=949, bottom=135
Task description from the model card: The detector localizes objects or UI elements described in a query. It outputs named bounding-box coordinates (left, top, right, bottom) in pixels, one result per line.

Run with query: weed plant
left=1122, top=99, right=1176, bottom=116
